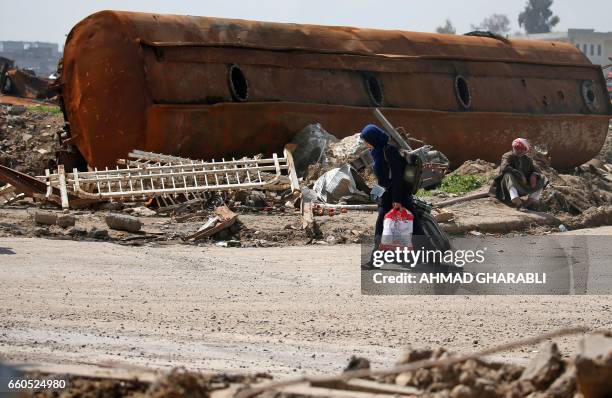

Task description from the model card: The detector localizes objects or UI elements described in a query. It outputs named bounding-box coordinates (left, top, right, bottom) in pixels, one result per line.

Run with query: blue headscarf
left=360, top=124, right=389, bottom=179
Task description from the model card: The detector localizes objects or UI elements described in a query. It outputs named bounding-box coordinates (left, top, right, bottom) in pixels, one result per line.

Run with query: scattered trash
left=432, top=208, right=455, bottom=223
left=312, top=164, right=370, bottom=204
left=216, top=240, right=241, bottom=248
left=183, top=205, right=238, bottom=241
left=130, top=206, right=157, bottom=217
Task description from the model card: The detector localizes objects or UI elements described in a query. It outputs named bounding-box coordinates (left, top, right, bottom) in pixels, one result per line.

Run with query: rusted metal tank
left=59, top=10, right=611, bottom=169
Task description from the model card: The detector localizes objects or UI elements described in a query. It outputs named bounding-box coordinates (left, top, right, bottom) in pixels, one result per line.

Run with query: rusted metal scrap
left=0, top=165, right=96, bottom=208
left=1, top=68, right=56, bottom=99
left=58, top=11, right=610, bottom=171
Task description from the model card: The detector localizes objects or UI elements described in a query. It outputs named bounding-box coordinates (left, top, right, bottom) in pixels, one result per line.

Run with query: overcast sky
left=1, top=0, right=610, bottom=47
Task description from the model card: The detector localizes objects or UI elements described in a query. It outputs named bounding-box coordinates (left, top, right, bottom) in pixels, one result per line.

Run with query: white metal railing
left=42, top=149, right=299, bottom=208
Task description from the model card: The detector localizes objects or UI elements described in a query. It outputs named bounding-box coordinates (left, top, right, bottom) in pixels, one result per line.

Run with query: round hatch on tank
left=228, top=64, right=249, bottom=102
left=455, top=75, right=472, bottom=109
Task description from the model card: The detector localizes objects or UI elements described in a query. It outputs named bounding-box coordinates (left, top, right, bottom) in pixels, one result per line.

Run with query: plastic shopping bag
left=379, top=207, right=414, bottom=251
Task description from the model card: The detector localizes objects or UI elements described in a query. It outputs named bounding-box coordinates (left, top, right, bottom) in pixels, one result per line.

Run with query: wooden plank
left=284, top=145, right=301, bottom=193
left=16, top=363, right=159, bottom=383
left=313, top=379, right=422, bottom=396
left=301, top=201, right=321, bottom=239
left=277, top=383, right=402, bottom=398
left=215, top=204, right=237, bottom=221
left=302, top=201, right=315, bottom=230
left=434, top=192, right=489, bottom=208
left=182, top=205, right=238, bottom=241
left=44, top=169, right=52, bottom=198
left=182, top=219, right=234, bottom=241
left=57, top=165, right=69, bottom=210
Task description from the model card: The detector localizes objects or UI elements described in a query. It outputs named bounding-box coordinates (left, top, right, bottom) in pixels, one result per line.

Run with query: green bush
left=417, top=173, right=488, bottom=197
left=29, top=105, right=62, bottom=115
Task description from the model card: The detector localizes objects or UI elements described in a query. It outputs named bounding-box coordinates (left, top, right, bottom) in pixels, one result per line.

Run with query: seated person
left=489, top=138, right=547, bottom=209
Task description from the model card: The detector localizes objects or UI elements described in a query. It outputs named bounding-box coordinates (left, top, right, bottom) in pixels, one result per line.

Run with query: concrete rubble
left=0, top=106, right=610, bottom=246
left=105, top=213, right=142, bottom=233
left=575, top=332, right=612, bottom=398
left=12, top=332, right=612, bottom=397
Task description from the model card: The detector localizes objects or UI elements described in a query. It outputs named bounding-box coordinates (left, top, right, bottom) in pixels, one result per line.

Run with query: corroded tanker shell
left=60, top=10, right=611, bottom=169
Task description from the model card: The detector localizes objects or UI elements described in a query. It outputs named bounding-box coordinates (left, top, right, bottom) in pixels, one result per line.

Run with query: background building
left=511, top=29, right=612, bottom=69
left=0, top=41, right=61, bottom=77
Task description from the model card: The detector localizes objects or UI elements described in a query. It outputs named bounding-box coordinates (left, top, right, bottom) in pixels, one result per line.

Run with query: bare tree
left=518, top=0, right=560, bottom=34
left=470, top=14, right=511, bottom=35
left=436, top=19, right=456, bottom=35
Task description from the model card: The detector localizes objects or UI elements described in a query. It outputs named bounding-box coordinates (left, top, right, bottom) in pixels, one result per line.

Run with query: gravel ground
left=1, top=236, right=611, bottom=377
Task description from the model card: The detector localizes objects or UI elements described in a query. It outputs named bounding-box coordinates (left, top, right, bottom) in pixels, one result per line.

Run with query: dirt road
left=1, top=237, right=610, bottom=376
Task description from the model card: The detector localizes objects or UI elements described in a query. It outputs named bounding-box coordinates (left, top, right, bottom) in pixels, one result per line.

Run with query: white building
left=511, top=29, right=612, bottom=70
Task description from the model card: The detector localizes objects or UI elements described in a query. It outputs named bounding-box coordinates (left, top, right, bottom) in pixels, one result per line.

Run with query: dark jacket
left=375, top=144, right=412, bottom=204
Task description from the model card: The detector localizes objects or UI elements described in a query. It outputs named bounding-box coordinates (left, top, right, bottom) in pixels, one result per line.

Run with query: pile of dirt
left=28, top=369, right=269, bottom=398
left=449, top=159, right=497, bottom=178
left=0, top=104, right=62, bottom=176
left=21, top=333, right=612, bottom=398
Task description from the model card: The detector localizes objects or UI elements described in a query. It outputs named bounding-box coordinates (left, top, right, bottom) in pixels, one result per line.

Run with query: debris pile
left=0, top=148, right=298, bottom=210
left=0, top=105, right=610, bottom=244
left=530, top=152, right=612, bottom=228
left=0, top=104, right=61, bottom=175
left=294, top=110, right=451, bottom=206
left=449, top=159, right=497, bottom=178
left=15, top=332, right=612, bottom=398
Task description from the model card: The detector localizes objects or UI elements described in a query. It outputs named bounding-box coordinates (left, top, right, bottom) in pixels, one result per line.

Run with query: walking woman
left=360, top=124, right=424, bottom=249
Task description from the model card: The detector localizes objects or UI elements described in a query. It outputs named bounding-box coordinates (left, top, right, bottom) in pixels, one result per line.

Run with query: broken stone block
left=520, top=343, right=564, bottom=390
left=450, top=384, right=473, bottom=398
left=88, top=227, right=109, bottom=240
left=67, top=226, right=87, bottom=237
left=105, top=213, right=142, bottom=232
left=545, top=364, right=576, bottom=398
left=34, top=211, right=57, bottom=225
left=56, top=214, right=76, bottom=228
left=575, top=333, right=612, bottom=398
